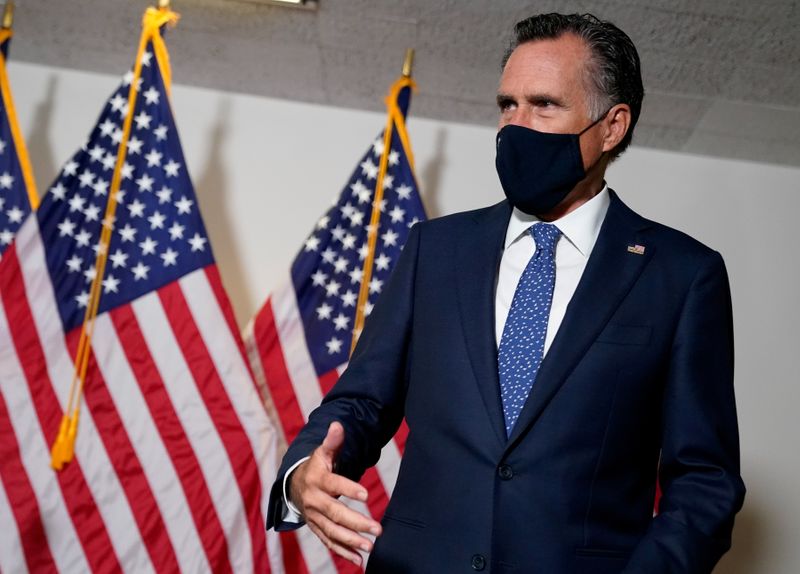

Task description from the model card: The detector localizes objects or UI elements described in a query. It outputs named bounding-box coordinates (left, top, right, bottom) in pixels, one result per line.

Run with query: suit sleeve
left=624, top=251, right=746, bottom=573
left=267, top=223, right=421, bottom=530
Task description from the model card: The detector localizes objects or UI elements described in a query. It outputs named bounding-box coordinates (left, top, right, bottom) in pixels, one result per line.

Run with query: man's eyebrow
left=496, top=93, right=515, bottom=106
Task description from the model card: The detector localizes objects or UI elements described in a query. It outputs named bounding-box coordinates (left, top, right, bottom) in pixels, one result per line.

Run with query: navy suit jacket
left=268, top=191, right=745, bottom=574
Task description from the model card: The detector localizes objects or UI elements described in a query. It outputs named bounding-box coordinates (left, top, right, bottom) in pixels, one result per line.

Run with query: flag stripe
left=66, top=330, right=181, bottom=573
left=180, top=270, right=273, bottom=571
left=0, top=243, right=123, bottom=573
left=97, top=309, right=214, bottom=573
left=132, top=291, right=237, bottom=574
left=159, top=281, right=261, bottom=573
left=17, top=220, right=160, bottom=573
left=254, top=298, right=308, bottom=442
left=0, top=390, right=56, bottom=574
left=278, top=531, right=310, bottom=574
left=0, top=274, right=89, bottom=573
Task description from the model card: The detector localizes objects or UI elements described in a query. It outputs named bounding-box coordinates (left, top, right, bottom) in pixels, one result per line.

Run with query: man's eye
left=498, top=99, right=515, bottom=112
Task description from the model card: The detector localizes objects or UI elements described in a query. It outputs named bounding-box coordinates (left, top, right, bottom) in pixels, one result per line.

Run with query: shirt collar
left=504, top=184, right=611, bottom=258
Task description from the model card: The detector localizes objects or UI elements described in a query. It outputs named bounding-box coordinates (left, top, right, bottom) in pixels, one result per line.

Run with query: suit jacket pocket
left=595, top=323, right=651, bottom=346
left=382, top=512, right=426, bottom=531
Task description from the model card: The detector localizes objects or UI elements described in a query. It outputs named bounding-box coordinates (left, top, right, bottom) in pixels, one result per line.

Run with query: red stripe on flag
left=0, top=247, right=122, bottom=573
left=110, top=305, right=231, bottom=571
left=68, top=331, right=181, bottom=573
left=278, top=532, right=310, bottom=574
left=318, top=368, right=339, bottom=395
left=205, top=266, right=254, bottom=378
left=159, top=282, right=269, bottom=573
left=253, top=300, right=307, bottom=443
left=360, top=466, right=389, bottom=520
left=394, top=419, right=409, bottom=454
left=0, top=390, right=58, bottom=573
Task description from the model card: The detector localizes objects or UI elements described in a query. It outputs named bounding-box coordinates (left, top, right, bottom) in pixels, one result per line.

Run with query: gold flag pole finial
left=2, top=1, right=15, bottom=30
left=402, top=48, right=414, bottom=78
left=157, top=0, right=171, bottom=9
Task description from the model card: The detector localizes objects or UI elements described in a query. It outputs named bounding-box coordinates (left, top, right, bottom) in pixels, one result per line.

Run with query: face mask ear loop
left=578, top=107, right=613, bottom=136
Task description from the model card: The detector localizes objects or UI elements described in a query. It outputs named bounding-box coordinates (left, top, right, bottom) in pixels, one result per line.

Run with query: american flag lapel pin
left=627, top=244, right=646, bottom=255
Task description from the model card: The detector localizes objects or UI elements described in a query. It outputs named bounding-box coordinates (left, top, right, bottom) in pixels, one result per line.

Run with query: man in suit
left=268, top=13, right=745, bottom=573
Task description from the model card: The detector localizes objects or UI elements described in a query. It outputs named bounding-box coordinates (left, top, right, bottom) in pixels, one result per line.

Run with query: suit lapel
left=454, top=200, right=511, bottom=447
left=505, top=191, right=655, bottom=450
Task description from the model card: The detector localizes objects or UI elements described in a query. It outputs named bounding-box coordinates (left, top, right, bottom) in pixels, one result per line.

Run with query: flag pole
left=50, top=2, right=180, bottom=470
left=2, top=2, right=14, bottom=29
left=350, top=49, right=415, bottom=355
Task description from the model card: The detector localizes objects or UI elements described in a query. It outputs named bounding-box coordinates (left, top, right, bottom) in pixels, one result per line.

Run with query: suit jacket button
left=471, top=554, right=486, bottom=571
left=498, top=464, right=514, bottom=480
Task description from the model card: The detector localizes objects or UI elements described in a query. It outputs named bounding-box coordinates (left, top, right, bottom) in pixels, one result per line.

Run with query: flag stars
left=101, top=153, right=117, bottom=171
left=325, top=280, right=341, bottom=297
left=109, top=94, right=126, bottom=113
left=58, top=219, right=75, bottom=237
left=168, top=222, right=185, bottom=240
left=389, top=206, right=405, bottom=223
left=316, top=302, right=333, bottom=320
left=333, top=257, right=349, bottom=274
left=381, top=229, right=399, bottom=247
left=143, top=86, right=160, bottom=105
left=311, top=270, right=328, bottom=286
left=75, top=290, right=90, bottom=308
left=326, top=337, right=343, bottom=355
left=132, top=261, right=150, bottom=280
left=154, top=124, right=168, bottom=141
left=396, top=183, right=413, bottom=200
left=0, top=139, right=6, bottom=154
left=0, top=229, right=12, bottom=244
left=109, top=249, right=128, bottom=268
left=369, top=277, right=383, bottom=294
left=372, top=138, right=385, bottom=157
left=50, top=183, right=68, bottom=200
left=382, top=174, right=394, bottom=190
left=333, top=313, right=350, bottom=331
left=111, top=127, right=124, bottom=145
left=148, top=211, right=166, bottom=230
left=304, top=235, right=320, bottom=252
left=360, top=158, right=378, bottom=180
left=342, top=233, right=357, bottom=250
left=188, top=233, right=207, bottom=252
left=341, top=290, right=357, bottom=307
left=127, top=136, right=144, bottom=155
left=99, top=120, right=116, bottom=138
left=140, top=236, right=158, bottom=255
left=78, top=169, right=95, bottom=188
left=145, top=149, right=163, bottom=167
left=156, top=186, right=173, bottom=204
left=136, top=173, right=155, bottom=192
left=388, top=149, right=400, bottom=166
left=317, top=215, right=330, bottom=230
left=351, top=180, right=371, bottom=204
left=102, top=274, right=120, bottom=294
left=161, top=248, right=178, bottom=266
left=321, top=248, right=336, bottom=264
left=175, top=196, right=194, bottom=214
left=141, top=51, right=153, bottom=67
left=128, top=199, right=146, bottom=218
left=331, top=225, right=345, bottom=242
left=348, top=267, right=363, bottom=284
left=6, top=207, right=24, bottom=224
left=134, top=111, right=152, bottom=131
left=375, top=253, right=391, bottom=271
left=119, top=223, right=137, bottom=242
left=68, top=195, right=86, bottom=213
left=88, top=145, right=106, bottom=162
left=83, top=265, right=97, bottom=283
left=75, top=229, right=92, bottom=247
left=83, top=204, right=101, bottom=222
left=164, top=159, right=181, bottom=177
left=350, top=211, right=365, bottom=227
left=121, top=162, right=135, bottom=180
left=92, top=178, right=109, bottom=197
left=66, top=255, right=83, bottom=272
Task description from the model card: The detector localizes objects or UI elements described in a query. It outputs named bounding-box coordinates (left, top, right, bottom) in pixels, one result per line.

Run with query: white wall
left=9, top=60, right=800, bottom=573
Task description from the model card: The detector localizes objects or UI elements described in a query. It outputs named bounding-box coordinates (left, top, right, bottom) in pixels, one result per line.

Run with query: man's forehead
left=499, top=34, right=590, bottom=91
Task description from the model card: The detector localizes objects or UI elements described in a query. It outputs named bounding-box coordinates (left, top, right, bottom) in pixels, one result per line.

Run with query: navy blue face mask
left=495, top=116, right=605, bottom=215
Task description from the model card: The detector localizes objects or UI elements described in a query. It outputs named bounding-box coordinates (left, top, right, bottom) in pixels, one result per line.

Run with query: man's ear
left=602, top=104, right=631, bottom=153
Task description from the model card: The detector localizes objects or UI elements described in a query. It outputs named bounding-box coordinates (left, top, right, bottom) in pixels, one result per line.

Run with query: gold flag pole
left=350, top=49, right=415, bottom=355
left=50, top=0, right=180, bottom=470
left=1, top=2, right=14, bottom=30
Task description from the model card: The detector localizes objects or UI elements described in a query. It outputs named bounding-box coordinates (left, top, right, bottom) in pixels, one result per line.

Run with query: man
left=268, top=13, right=745, bottom=573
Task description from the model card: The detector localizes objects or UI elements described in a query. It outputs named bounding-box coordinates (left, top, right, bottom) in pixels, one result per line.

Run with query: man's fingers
left=308, top=507, right=376, bottom=554
left=322, top=471, right=368, bottom=502
left=307, top=521, right=364, bottom=566
left=318, top=421, right=345, bottom=466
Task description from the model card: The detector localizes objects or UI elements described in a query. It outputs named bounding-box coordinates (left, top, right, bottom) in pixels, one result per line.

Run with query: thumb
left=318, top=421, right=345, bottom=468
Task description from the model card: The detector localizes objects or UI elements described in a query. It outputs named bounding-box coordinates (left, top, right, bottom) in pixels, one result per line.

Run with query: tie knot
left=530, top=223, right=561, bottom=253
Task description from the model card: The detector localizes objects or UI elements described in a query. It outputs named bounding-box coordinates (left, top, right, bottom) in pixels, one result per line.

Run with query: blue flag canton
left=291, top=125, right=426, bottom=376
left=37, top=42, right=214, bottom=333
left=0, top=38, right=32, bottom=258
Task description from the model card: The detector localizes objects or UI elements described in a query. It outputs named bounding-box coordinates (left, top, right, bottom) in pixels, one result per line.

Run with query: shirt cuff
left=281, top=456, right=311, bottom=523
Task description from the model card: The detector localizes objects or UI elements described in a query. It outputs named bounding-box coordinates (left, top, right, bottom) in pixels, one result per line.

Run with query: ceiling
left=9, top=0, right=800, bottom=167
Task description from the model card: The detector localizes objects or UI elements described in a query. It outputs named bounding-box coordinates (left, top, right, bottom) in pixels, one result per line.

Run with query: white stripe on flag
left=16, top=220, right=153, bottom=573
left=376, top=440, right=401, bottom=496
left=271, top=277, right=324, bottom=419
left=180, top=270, right=279, bottom=518
left=132, top=290, right=253, bottom=574
left=91, top=313, right=211, bottom=573
left=0, top=475, right=27, bottom=574
left=0, top=295, right=89, bottom=573
left=294, top=526, right=340, bottom=574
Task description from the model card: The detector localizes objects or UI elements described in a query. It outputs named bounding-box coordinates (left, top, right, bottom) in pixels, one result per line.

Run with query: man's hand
left=289, top=421, right=383, bottom=566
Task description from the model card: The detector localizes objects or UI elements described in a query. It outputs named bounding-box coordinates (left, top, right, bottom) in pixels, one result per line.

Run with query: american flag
left=0, top=11, right=282, bottom=573
left=0, top=29, right=38, bottom=258
left=245, top=77, right=426, bottom=572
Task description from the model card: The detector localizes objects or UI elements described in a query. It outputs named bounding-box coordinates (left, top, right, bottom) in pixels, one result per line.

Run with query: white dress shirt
left=281, top=186, right=611, bottom=523
left=496, top=186, right=610, bottom=354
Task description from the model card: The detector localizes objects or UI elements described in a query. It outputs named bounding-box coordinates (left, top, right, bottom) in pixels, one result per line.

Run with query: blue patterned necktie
left=498, top=222, right=562, bottom=437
